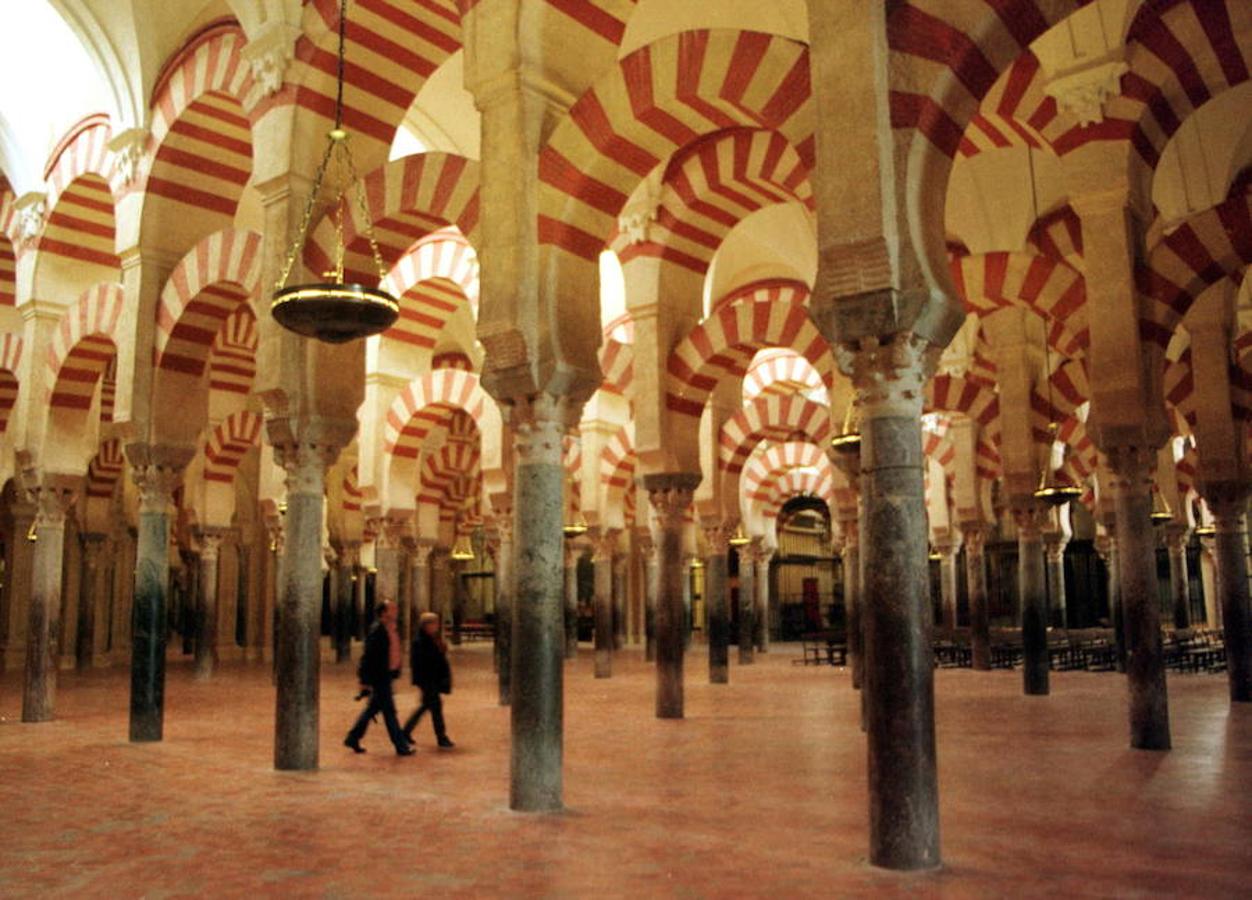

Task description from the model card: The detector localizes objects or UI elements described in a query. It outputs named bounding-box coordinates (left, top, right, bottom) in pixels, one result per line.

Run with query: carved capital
left=108, top=129, right=149, bottom=186
left=1163, top=524, right=1190, bottom=555
left=25, top=478, right=78, bottom=530
left=1044, top=54, right=1128, bottom=127
left=128, top=444, right=194, bottom=513
left=961, top=522, right=989, bottom=558
left=509, top=393, right=578, bottom=467
left=1011, top=502, right=1050, bottom=540
left=617, top=168, right=663, bottom=244
left=241, top=22, right=302, bottom=96
left=14, top=192, right=46, bottom=247
left=1043, top=535, right=1068, bottom=563
left=275, top=442, right=339, bottom=498
left=592, top=528, right=619, bottom=562
left=1103, top=444, right=1156, bottom=494
left=195, top=527, right=227, bottom=561
left=834, top=332, right=941, bottom=419
left=641, top=473, right=699, bottom=528
left=702, top=523, right=729, bottom=556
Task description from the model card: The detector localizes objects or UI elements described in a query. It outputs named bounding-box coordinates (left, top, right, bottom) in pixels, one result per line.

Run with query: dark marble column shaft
left=852, top=337, right=940, bottom=872
left=1213, top=508, right=1252, bottom=702
left=962, top=525, right=991, bottom=671
left=592, top=531, right=615, bottom=679
left=22, top=485, right=74, bottom=722
left=644, top=475, right=698, bottom=719
left=643, top=538, right=658, bottom=662
left=491, top=526, right=512, bottom=706
left=737, top=544, right=755, bottom=665
left=1044, top=536, right=1068, bottom=629
left=1108, top=448, right=1171, bottom=750
left=334, top=543, right=358, bottom=663
left=703, top=525, right=729, bottom=684
left=451, top=556, right=467, bottom=646
left=754, top=548, right=770, bottom=653
left=1164, top=527, right=1190, bottom=631
left=1014, top=505, right=1049, bottom=696
left=194, top=530, right=224, bottom=680
left=129, top=450, right=190, bottom=742
left=77, top=534, right=107, bottom=672
left=274, top=441, right=337, bottom=771
left=612, top=553, right=627, bottom=651
left=563, top=546, right=578, bottom=659
left=842, top=524, right=864, bottom=689
left=936, top=539, right=959, bottom=632
left=509, top=405, right=567, bottom=812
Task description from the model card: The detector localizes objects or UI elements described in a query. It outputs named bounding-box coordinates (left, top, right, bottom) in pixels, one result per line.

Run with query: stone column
left=612, top=552, right=627, bottom=651
left=1013, top=504, right=1050, bottom=696
left=737, top=542, right=756, bottom=665
left=1210, top=496, right=1252, bottom=702
left=962, top=524, right=991, bottom=670
left=754, top=547, right=771, bottom=653
left=702, top=523, right=730, bottom=684
left=682, top=555, right=694, bottom=650
left=412, top=542, right=432, bottom=616
left=374, top=524, right=401, bottom=618
left=22, top=479, right=77, bottom=722
left=193, top=529, right=225, bottom=680
left=273, top=438, right=342, bottom=771
left=643, top=474, right=698, bottom=719
left=935, top=537, right=959, bottom=632
left=334, top=542, right=359, bottom=663
left=642, top=535, right=658, bottom=662
left=451, top=556, right=468, bottom=645
left=1044, top=534, right=1068, bottom=630
left=76, top=533, right=108, bottom=672
left=836, top=333, right=940, bottom=871
left=1164, top=526, right=1191, bottom=631
left=592, top=530, right=616, bottom=678
left=353, top=553, right=367, bottom=640
left=508, top=398, right=569, bottom=812
left=491, top=524, right=512, bottom=705
left=0, top=500, right=36, bottom=673
left=563, top=544, right=579, bottom=658
left=1107, top=446, right=1172, bottom=749
left=1199, top=536, right=1220, bottom=628
left=1096, top=531, right=1127, bottom=671
left=128, top=447, right=192, bottom=742
left=840, top=518, right=864, bottom=688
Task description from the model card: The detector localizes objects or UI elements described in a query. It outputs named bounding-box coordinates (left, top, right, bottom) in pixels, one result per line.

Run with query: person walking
left=345, top=599, right=414, bottom=756
left=402, top=612, right=455, bottom=749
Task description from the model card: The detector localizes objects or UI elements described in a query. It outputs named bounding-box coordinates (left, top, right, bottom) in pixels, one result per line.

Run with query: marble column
left=128, top=447, right=192, bottom=742
left=841, top=520, right=864, bottom=688
left=563, top=544, right=579, bottom=659
left=843, top=334, right=940, bottom=871
left=353, top=554, right=367, bottom=641
left=1096, top=532, right=1127, bottom=671
left=1013, top=504, right=1050, bottom=696
left=491, top=524, right=513, bottom=705
left=1164, top=526, right=1191, bottom=631
left=0, top=501, right=35, bottom=673
left=682, top=556, right=694, bottom=651
left=703, top=524, right=730, bottom=684
left=194, top=529, right=225, bottom=680
left=643, top=474, right=698, bottom=719
left=737, top=542, right=755, bottom=665
left=1044, top=534, right=1068, bottom=630
left=592, top=529, right=615, bottom=678
left=374, top=524, right=401, bottom=622
left=612, top=552, right=627, bottom=651
left=334, top=542, right=359, bottom=663
left=413, top=543, right=432, bottom=617
left=273, top=439, right=341, bottom=771
left=1199, top=536, right=1220, bottom=628
left=451, top=557, right=468, bottom=646
left=76, top=534, right=108, bottom=672
left=509, top=400, right=568, bottom=812
left=935, top=537, right=959, bottom=632
left=1107, top=446, right=1171, bottom=749
left=962, top=524, right=991, bottom=670
left=754, top=548, right=771, bottom=653
left=642, top=536, right=658, bottom=662
left=1211, top=498, right=1252, bottom=702
left=22, top=480, right=76, bottom=722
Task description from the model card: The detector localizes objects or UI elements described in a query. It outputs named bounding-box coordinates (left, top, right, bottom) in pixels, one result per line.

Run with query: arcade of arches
left=0, top=0, right=1250, bottom=891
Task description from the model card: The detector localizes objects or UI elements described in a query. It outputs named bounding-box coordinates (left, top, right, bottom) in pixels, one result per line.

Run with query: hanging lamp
left=1149, top=487, right=1173, bottom=525
left=562, top=518, right=588, bottom=539
left=1194, top=523, right=1216, bottom=538
left=728, top=524, right=751, bottom=547
left=450, top=532, right=475, bottom=561
left=270, top=0, right=398, bottom=343
left=1032, top=323, right=1081, bottom=507
left=829, top=396, right=861, bottom=455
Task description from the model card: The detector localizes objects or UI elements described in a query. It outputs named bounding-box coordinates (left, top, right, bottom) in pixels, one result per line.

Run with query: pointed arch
left=203, top=410, right=264, bottom=484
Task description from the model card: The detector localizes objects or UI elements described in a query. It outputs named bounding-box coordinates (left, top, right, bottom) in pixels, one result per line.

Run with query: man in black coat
left=402, top=612, right=454, bottom=748
left=344, top=599, right=413, bottom=756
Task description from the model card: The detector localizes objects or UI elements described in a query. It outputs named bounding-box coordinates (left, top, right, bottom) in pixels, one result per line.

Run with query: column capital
left=81, top=531, right=109, bottom=564
left=1162, top=524, right=1190, bottom=554
left=335, top=540, right=362, bottom=567
left=1200, top=481, right=1251, bottom=525
left=1103, top=444, right=1157, bottom=491
left=194, top=527, right=228, bottom=560
left=507, top=393, right=582, bottom=467
left=1043, top=534, right=1068, bottom=563
left=1011, top=502, right=1050, bottom=540
left=701, top=522, right=729, bottom=556
left=414, top=541, right=435, bottom=567
left=275, top=442, right=340, bottom=498
left=127, top=443, right=194, bottom=513
left=833, top=332, right=942, bottom=418
left=22, top=473, right=80, bottom=529
left=641, top=473, right=699, bottom=527
left=591, top=528, right=619, bottom=561
left=960, top=521, right=989, bottom=556
left=1093, top=531, right=1116, bottom=561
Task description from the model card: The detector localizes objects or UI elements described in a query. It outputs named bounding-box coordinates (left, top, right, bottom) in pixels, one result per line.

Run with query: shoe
left=437, top=737, right=455, bottom=749
left=396, top=745, right=416, bottom=756
left=344, top=737, right=366, bottom=754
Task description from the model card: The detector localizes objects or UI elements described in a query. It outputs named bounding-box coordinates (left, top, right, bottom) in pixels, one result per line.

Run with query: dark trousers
left=403, top=689, right=447, bottom=740
left=347, top=675, right=407, bottom=750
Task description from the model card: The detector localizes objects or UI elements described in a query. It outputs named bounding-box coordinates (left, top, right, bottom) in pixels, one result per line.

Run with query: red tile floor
left=1, top=644, right=1250, bottom=897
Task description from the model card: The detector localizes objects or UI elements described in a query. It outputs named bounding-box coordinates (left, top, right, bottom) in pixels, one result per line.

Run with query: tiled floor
left=1, top=644, right=1249, bottom=897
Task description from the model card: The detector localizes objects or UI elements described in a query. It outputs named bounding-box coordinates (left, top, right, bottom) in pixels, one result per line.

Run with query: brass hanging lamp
left=1149, top=487, right=1174, bottom=525
left=830, top=396, right=861, bottom=455
left=271, top=0, right=398, bottom=343
left=562, top=517, right=588, bottom=539
left=728, top=523, right=751, bottom=547
left=450, top=532, right=475, bottom=561
left=1032, top=327, right=1081, bottom=508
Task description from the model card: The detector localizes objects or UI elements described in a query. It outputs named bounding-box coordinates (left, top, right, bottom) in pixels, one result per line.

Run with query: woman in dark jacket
left=402, top=612, right=454, bottom=748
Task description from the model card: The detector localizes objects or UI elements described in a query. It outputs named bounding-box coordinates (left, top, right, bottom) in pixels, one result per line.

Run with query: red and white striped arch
left=0, top=333, right=21, bottom=435
left=380, top=230, right=478, bottom=350
left=957, top=52, right=1066, bottom=160
left=46, top=283, right=124, bottom=410
left=203, top=410, right=264, bottom=484
left=306, top=153, right=480, bottom=286
left=383, top=368, right=490, bottom=458
left=922, top=418, right=957, bottom=481
left=539, top=30, right=813, bottom=263
left=600, top=423, right=636, bottom=509
left=144, top=25, right=257, bottom=220
left=1140, top=189, right=1252, bottom=347
left=742, top=348, right=826, bottom=404
left=1028, top=205, right=1084, bottom=265
left=1164, top=348, right=1197, bottom=429
left=156, top=229, right=263, bottom=375
left=287, top=0, right=461, bottom=149
left=85, top=438, right=126, bottom=499
left=711, top=278, right=809, bottom=317
left=207, top=306, right=258, bottom=395
left=925, top=373, right=1002, bottom=481
left=665, top=297, right=833, bottom=419
left=37, top=119, right=118, bottom=272
left=951, top=251, right=1088, bottom=356
left=718, top=393, right=831, bottom=478
left=343, top=466, right=363, bottom=513
left=760, top=469, right=835, bottom=523
left=610, top=128, right=814, bottom=275
left=599, top=337, right=634, bottom=396
left=742, top=441, right=833, bottom=506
